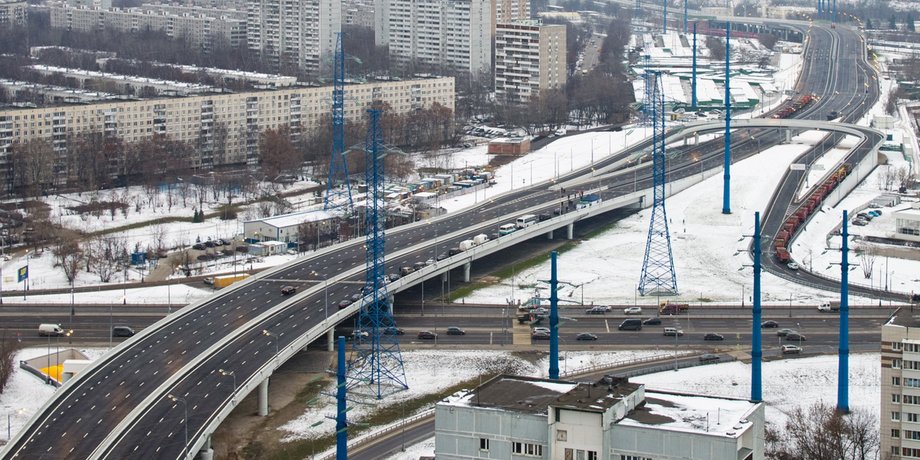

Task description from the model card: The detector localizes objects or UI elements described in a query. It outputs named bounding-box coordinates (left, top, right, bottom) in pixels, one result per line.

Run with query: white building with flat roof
left=894, top=202, right=920, bottom=242
left=436, top=374, right=764, bottom=460
left=243, top=210, right=337, bottom=243
left=0, top=0, right=26, bottom=26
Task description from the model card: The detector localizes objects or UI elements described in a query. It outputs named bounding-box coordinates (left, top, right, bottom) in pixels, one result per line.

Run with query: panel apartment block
left=881, top=309, right=920, bottom=460
left=0, top=77, right=454, bottom=190
left=246, top=0, right=341, bottom=74
left=376, top=0, right=492, bottom=76
left=495, top=20, right=566, bottom=103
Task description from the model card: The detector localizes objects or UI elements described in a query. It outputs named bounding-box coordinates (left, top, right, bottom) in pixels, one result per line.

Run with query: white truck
left=473, top=233, right=489, bottom=245
left=458, top=239, right=475, bottom=251
left=39, top=323, right=64, bottom=336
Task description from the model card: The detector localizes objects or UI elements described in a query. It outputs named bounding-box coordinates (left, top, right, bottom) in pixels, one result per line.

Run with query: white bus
left=498, top=223, right=517, bottom=235
left=515, top=214, right=538, bottom=229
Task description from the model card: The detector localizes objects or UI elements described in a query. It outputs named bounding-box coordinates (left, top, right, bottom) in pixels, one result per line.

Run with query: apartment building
left=881, top=308, right=920, bottom=459
left=0, top=0, right=27, bottom=26
left=0, top=77, right=454, bottom=191
left=491, top=0, right=529, bottom=33
left=495, top=20, right=566, bottom=103
left=246, top=0, right=341, bottom=74
left=49, top=5, right=246, bottom=49
left=66, top=0, right=112, bottom=8
left=376, top=0, right=492, bottom=76
left=436, top=374, right=765, bottom=460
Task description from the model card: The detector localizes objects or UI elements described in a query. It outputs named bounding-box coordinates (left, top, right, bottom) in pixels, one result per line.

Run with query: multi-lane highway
left=2, top=21, right=886, bottom=460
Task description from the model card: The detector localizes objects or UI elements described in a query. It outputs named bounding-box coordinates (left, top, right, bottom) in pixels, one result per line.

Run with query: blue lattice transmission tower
left=642, top=55, right=653, bottom=125
left=638, top=72, right=679, bottom=296
left=348, top=109, right=408, bottom=399
left=324, top=32, right=354, bottom=213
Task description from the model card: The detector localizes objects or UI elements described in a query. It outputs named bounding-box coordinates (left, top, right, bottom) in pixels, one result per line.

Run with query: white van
left=515, top=214, right=538, bottom=229
left=38, top=324, right=64, bottom=337
left=498, top=223, right=516, bottom=235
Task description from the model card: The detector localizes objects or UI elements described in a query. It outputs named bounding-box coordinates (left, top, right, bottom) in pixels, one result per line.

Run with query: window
left=906, top=395, right=920, bottom=405
left=894, top=377, right=902, bottom=386
left=621, top=456, right=653, bottom=460
left=894, top=359, right=903, bottom=369
left=903, top=447, right=920, bottom=458
left=907, top=430, right=920, bottom=440
left=908, top=378, right=920, bottom=388
left=893, top=429, right=901, bottom=438
left=894, top=411, right=902, bottom=421
left=894, top=342, right=903, bottom=351
left=479, top=438, right=489, bottom=451
left=556, top=430, right=567, bottom=441
left=909, top=412, right=920, bottom=423
left=512, top=442, right=543, bottom=457
left=894, top=394, right=903, bottom=404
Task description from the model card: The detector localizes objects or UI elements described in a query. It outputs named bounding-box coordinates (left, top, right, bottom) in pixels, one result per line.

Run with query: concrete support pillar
left=199, top=436, right=214, bottom=460
left=258, top=378, right=269, bottom=416
left=327, top=329, right=334, bottom=352
left=463, top=263, right=471, bottom=282
left=786, top=130, right=792, bottom=143
left=694, top=132, right=699, bottom=145
left=566, top=223, right=574, bottom=240
left=546, top=230, right=554, bottom=240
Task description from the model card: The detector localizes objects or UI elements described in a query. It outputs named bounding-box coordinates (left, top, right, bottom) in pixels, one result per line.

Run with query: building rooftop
left=887, top=307, right=920, bottom=328
left=246, top=210, right=337, bottom=229
left=445, top=374, right=641, bottom=415
left=620, top=390, right=757, bottom=438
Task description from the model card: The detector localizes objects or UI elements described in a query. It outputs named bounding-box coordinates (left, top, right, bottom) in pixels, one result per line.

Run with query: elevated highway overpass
left=1, top=20, right=887, bottom=460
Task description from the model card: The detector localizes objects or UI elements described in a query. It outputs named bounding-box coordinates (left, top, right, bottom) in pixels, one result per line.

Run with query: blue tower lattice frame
left=638, top=72, right=679, bottom=296
left=324, top=32, right=354, bottom=213
left=348, top=109, right=408, bottom=399
left=642, top=55, right=653, bottom=125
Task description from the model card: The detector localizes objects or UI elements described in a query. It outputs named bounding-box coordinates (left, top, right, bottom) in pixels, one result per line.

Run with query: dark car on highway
left=384, top=327, right=405, bottom=335
left=281, top=285, right=297, bottom=295
left=576, top=332, right=598, bottom=341
left=642, top=317, right=662, bottom=326
left=761, top=320, right=778, bottom=328
left=446, top=327, right=466, bottom=335
left=785, top=333, right=807, bottom=342
left=703, top=333, right=724, bottom=341
left=777, top=328, right=796, bottom=337
left=417, top=331, right=437, bottom=340
left=338, top=299, right=352, bottom=309
left=532, top=331, right=551, bottom=340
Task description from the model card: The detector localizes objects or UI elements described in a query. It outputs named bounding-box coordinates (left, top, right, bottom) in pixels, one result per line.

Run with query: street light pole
left=167, top=394, right=189, bottom=459
left=263, top=329, right=279, bottom=356
left=219, top=369, right=237, bottom=403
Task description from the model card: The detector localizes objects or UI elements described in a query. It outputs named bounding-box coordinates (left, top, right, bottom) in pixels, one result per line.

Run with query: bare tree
left=87, top=236, right=127, bottom=283
left=857, top=245, right=876, bottom=280
left=151, top=223, right=168, bottom=256
left=770, top=401, right=878, bottom=460
left=0, top=332, right=20, bottom=395
left=52, top=237, right=83, bottom=283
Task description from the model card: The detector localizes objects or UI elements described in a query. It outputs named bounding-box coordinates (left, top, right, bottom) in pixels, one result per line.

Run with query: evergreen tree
left=890, top=15, right=898, bottom=30
left=909, top=13, right=916, bottom=32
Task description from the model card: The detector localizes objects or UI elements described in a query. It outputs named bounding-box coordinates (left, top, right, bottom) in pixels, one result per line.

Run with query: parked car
left=586, top=306, right=607, bottom=315
left=787, top=262, right=799, bottom=270
left=782, top=344, right=803, bottom=354
left=532, top=331, right=551, bottom=340
left=192, top=243, right=206, bottom=250
left=786, top=333, right=807, bottom=342
left=699, top=353, right=721, bottom=363
left=761, top=320, right=779, bottom=328
left=203, top=277, right=214, bottom=285
left=663, top=327, right=684, bottom=337
left=446, top=327, right=466, bottom=335
left=338, top=299, right=352, bottom=309
left=703, top=333, right=724, bottom=341
left=642, top=317, right=662, bottom=326
left=624, top=307, right=643, bottom=315
left=280, top=285, right=297, bottom=295
left=777, top=328, right=796, bottom=337
left=576, top=332, right=598, bottom=341
left=383, top=327, right=405, bottom=335
left=417, top=330, right=437, bottom=340
left=851, top=219, right=868, bottom=226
